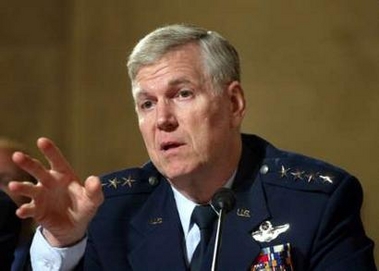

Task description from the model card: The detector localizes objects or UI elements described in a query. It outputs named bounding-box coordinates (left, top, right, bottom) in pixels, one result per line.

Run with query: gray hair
left=127, top=24, right=240, bottom=91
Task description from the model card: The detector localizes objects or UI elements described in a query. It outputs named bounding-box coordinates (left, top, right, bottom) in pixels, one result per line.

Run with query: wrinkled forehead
left=131, top=45, right=207, bottom=98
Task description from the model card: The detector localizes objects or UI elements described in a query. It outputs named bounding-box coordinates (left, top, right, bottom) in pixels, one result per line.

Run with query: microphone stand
left=211, top=208, right=226, bottom=271
left=210, top=188, right=235, bottom=271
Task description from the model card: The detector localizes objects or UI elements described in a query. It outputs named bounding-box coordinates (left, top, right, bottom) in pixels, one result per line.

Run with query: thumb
left=84, top=176, right=104, bottom=207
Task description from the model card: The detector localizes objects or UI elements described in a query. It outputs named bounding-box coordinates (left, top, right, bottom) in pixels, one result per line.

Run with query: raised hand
left=8, top=137, right=104, bottom=247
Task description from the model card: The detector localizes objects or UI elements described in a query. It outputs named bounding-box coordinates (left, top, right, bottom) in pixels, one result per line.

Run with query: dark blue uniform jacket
left=81, top=134, right=376, bottom=270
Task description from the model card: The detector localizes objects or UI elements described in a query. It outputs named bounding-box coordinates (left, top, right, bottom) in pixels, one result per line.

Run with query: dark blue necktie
left=190, top=205, right=217, bottom=271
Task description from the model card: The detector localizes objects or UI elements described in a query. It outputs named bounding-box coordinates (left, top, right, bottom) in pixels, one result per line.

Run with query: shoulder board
left=100, top=167, right=161, bottom=197
left=258, top=152, right=351, bottom=194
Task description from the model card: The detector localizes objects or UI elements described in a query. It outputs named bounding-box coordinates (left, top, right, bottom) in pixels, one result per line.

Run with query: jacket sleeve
left=310, top=175, right=376, bottom=270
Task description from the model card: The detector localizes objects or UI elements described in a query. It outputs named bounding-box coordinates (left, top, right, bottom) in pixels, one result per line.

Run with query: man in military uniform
left=9, top=24, right=376, bottom=270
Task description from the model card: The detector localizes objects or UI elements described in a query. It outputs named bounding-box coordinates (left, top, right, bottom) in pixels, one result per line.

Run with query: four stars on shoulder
left=277, top=165, right=333, bottom=184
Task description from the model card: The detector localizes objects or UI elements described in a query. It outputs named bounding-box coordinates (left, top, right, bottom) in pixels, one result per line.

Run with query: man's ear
left=227, top=81, right=246, bottom=127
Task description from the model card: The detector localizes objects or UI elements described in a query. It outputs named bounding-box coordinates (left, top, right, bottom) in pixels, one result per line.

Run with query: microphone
left=210, top=188, right=236, bottom=271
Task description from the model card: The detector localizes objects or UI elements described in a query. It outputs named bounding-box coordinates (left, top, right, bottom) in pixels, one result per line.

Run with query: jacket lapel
left=128, top=178, right=188, bottom=271
left=208, top=135, right=271, bottom=271
left=216, top=176, right=270, bottom=271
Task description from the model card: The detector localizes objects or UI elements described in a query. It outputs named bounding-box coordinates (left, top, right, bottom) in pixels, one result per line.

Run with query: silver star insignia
left=122, top=176, right=136, bottom=188
left=291, top=170, right=304, bottom=180
left=108, top=178, right=120, bottom=189
left=319, top=175, right=333, bottom=184
left=279, top=165, right=291, bottom=178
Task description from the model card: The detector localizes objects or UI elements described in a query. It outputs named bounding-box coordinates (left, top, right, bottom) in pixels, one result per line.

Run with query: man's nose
left=156, top=101, right=178, bottom=131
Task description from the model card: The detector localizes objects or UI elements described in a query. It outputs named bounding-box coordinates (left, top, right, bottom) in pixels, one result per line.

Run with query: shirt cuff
left=30, top=226, right=87, bottom=271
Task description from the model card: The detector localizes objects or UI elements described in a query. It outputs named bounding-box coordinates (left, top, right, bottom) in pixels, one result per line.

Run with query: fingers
left=15, top=201, right=36, bottom=219
left=12, top=151, right=53, bottom=187
left=37, top=137, right=75, bottom=175
left=8, top=180, right=38, bottom=199
left=8, top=181, right=38, bottom=218
left=12, top=137, right=79, bottom=187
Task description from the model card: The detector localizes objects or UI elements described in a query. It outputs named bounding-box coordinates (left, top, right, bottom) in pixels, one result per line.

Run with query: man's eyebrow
left=134, top=90, right=150, bottom=100
left=132, top=83, right=149, bottom=99
left=133, top=78, right=194, bottom=100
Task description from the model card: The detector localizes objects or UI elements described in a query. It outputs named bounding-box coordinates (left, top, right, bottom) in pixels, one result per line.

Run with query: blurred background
left=1, top=0, right=378, bottom=263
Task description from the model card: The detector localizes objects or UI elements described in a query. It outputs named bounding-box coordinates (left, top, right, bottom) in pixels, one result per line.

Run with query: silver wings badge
left=251, top=221, right=290, bottom=242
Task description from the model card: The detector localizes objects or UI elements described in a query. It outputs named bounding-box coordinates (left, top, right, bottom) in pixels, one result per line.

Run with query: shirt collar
left=171, top=171, right=236, bottom=235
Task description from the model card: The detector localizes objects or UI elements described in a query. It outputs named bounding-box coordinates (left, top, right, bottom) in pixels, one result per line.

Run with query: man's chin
left=159, top=167, right=194, bottom=182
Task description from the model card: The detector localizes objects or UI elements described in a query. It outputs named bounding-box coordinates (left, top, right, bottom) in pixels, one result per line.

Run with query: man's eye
left=177, top=90, right=193, bottom=99
left=140, top=100, right=154, bottom=110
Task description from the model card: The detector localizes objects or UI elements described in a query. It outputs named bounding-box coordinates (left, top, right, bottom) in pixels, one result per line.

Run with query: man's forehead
left=131, top=45, right=207, bottom=98
left=135, top=44, right=202, bottom=76
left=133, top=68, right=205, bottom=98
